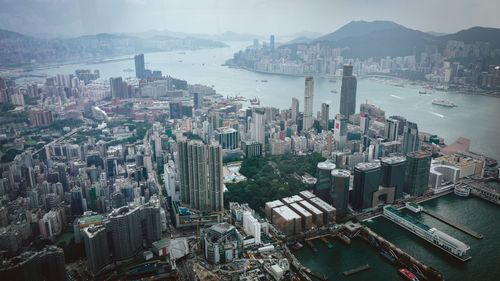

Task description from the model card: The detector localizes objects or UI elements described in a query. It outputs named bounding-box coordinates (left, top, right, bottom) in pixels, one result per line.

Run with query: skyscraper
left=178, top=141, right=224, bottom=213
left=134, top=54, right=145, bottom=78
left=82, top=225, right=110, bottom=276
left=251, top=108, right=265, bottom=146
left=270, top=35, right=275, bottom=51
left=404, top=151, right=431, bottom=196
left=321, top=102, right=330, bottom=131
left=384, top=118, right=400, bottom=141
left=352, top=162, right=382, bottom=211
left=109, top=77, right=127, bottom=99
left=291, top=97, right=299, bottom=123
left=339, top=65, right=357, bottom=120
left=314, top=161, right=336, bottom=203
left=215, top=127, right=240, bottom=149
left=330, top=169, right=351, bottom=219
left=334, top=114, right=347, bottom=150
left=303, top=76, right=314, bottom=130
left=381, top=155, right=407, bottom=199
left=402, top=121, right=420, bottom=154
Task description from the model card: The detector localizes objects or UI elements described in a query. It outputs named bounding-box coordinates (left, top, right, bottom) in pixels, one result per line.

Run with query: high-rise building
left=82, top=225, right=110, bottom=276
left=384, top=118, right=400, bottom=141
left=389, top=115, right=407, bottom=135
left=360, top=113, right=370, bottom=134
left=134, top=54, right=145, bottom=79
left=169, top=101, right=183, bottom=119
left=106, top=206, right=143, bottom=260
left=303, top=76, right=314, bottom=130
left=109, top=77, right=128, bottom=99
left=404, top=151, right=431, bottom=196
left=321, top=102, right=330, bottom=131
left=330, top=169, right=351, bottom=219
left=215, top=127, right=240, bottom=149
left=314, top=161, right=336, bottom=204
left=201, top=223, right=242, bottom=264
left=339, top=64, right=357, bottom=119
left=381, top=156, right=407, bottom=199
left=178, top=141, right=224, bottom=213
left=251, top=108, right=265, bottom=146
left=334, top=114, right=347, bottom=150
left=402, top=121, right=420, bottom=154
left=291, top=97, right=299, bottom=123
left=270, top=35, right=275, bottom=51
left=352, top=162, right=382, bottom=211
left=70, top=187, right=84, bottom=216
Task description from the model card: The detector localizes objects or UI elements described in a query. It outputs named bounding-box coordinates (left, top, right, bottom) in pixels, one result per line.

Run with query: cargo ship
left=398, top=268, right=419, bottom=281
left=383, top=206, right=471, bottom=261
left=432, top=99, right=457, bottom=107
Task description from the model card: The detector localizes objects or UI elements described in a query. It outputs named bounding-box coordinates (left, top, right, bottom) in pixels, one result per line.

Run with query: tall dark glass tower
left=134, top=54, right=145, bottom=78
left=402, top=121, right=420, bottom=154
left=381, top=156, right=407, bottom=199
left=404, top=151, right=431, bottom=196
left=330, top=169, right=351, bottom=219
left=352, top=162, right=382, bottom=211
left=339, top=64, right=357, bottom=120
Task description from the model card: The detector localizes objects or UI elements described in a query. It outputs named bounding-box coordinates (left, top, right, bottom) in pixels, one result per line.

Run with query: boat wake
left=390, top=94, right=403, bottom=100
left=429, top=111, right=445, bottom=118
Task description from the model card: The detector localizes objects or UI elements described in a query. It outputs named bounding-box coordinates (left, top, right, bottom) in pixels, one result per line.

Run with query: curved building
left=314, top=161, right=336, bottom=203
left=330, top=169, right=351, bottom=219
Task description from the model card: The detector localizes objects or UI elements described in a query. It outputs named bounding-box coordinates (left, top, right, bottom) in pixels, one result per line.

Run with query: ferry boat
left=261, top=79, right=268, bottom=82
left=330, top=90, right=338, bottom=94
left=250, top=97, right=260, bottom=106
left=328, top=79, right=337, bottom=83
left=383, top=206, right=471, bottom=261
left=123, top=68, right=134, bottom=72
left=405, top=202, right=423, bottom=213
left=432, top=99, right=457, bottom=107
left=418, top=90, right=431, bottom=95
left=398, top=268, right=419, bottom=281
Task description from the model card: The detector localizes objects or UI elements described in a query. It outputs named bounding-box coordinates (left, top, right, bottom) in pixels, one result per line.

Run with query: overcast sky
left=0, top=0, right=499, bottom=37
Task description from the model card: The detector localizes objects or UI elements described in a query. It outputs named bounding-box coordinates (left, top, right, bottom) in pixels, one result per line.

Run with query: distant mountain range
left=283, top=20, right=500, bottom=59
left=0, top=29, right=227, bottom=66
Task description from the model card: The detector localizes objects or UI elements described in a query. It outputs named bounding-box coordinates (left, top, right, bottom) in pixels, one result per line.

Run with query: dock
left=305, top=240, right=318, bottom=252
left=320, top=237, right=333, bottom=248
left=343, top=264, right=370, bottom=276
left=422, top=209, right=483, bottom=239
left=304, top=267, right=329, bottom=281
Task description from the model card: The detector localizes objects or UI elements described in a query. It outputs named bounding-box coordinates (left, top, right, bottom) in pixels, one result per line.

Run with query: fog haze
left=0, top=0, right=499, bottom=37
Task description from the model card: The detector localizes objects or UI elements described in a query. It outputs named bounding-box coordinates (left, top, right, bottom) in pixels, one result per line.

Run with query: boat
left=123, top=68, right=134, bottom=72
left=419, top=90, right=431, bottom=95
left=250, top=97, right=260, bottom=106
left=380, top=251, right=397, bottom=264
left=398, top=268, right=419, bottom=281
left=330, top=90, right=338, bottom=94
left=432, top=99, right=457, bottom=107
left=328, top=79, right=336, bottom=83
left=383, top=206, right=471, bottom=261
left=261, top=79, right=268, bottom=82
left=291, top=242, right=304, bottom=250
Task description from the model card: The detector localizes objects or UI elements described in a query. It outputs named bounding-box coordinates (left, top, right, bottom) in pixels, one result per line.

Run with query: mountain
left=0, top=28, right=226, bottom=66
left=426, top=31, right=448, bottom=36
left=310, top=21, right=435, bottom=59
left=285, top=31, right=323, bottom=40
left=314, top=20, right=404, bottom=43
left=438, top=26, right=500, bottom=49
left=285, top=36, right=315, bottom=45
left=283, top=21, right=500, bottom=59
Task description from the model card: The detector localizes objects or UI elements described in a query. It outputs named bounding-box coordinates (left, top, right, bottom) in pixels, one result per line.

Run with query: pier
left=344, top=221, right=444, bottom=281
left=422, top=209, right=483, bottom=239
left=343, top=264, right=371, bottom=276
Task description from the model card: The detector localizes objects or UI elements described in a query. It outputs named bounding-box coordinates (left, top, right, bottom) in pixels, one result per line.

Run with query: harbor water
left=295, top=194, right=500, bottom=281
left=22, top=41, right=500, bottom=160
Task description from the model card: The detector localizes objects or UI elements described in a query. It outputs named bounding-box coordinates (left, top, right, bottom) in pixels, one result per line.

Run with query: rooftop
left=317, top=161, right=336, bottom=171
left=331, top=169, right=351, bottom=178
left=272, top=205, right=301, bottom=220
left=355, top=162, right=381, bottom=171
left=381, top=155, right=407, bottom=165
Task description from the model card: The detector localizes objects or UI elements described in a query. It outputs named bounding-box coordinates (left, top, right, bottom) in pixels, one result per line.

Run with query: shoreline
left=226, top=64, right=500, bottom=98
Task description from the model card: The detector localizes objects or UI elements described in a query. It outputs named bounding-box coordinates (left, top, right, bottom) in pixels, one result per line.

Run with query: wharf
left=343, top=264, right=371, bottom=276
left=422, top=209, right=483, bottom=239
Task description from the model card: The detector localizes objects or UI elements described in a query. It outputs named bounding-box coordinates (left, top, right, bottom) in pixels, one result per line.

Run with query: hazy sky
left=0, top=0, right=499, bottom=37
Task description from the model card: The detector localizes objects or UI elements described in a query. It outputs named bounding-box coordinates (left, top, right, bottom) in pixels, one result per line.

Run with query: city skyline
left=0, top=0, right=500, bottom=37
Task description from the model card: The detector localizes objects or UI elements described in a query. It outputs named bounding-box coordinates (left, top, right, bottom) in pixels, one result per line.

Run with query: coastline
left=226, top=64, right=500, bottom=98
